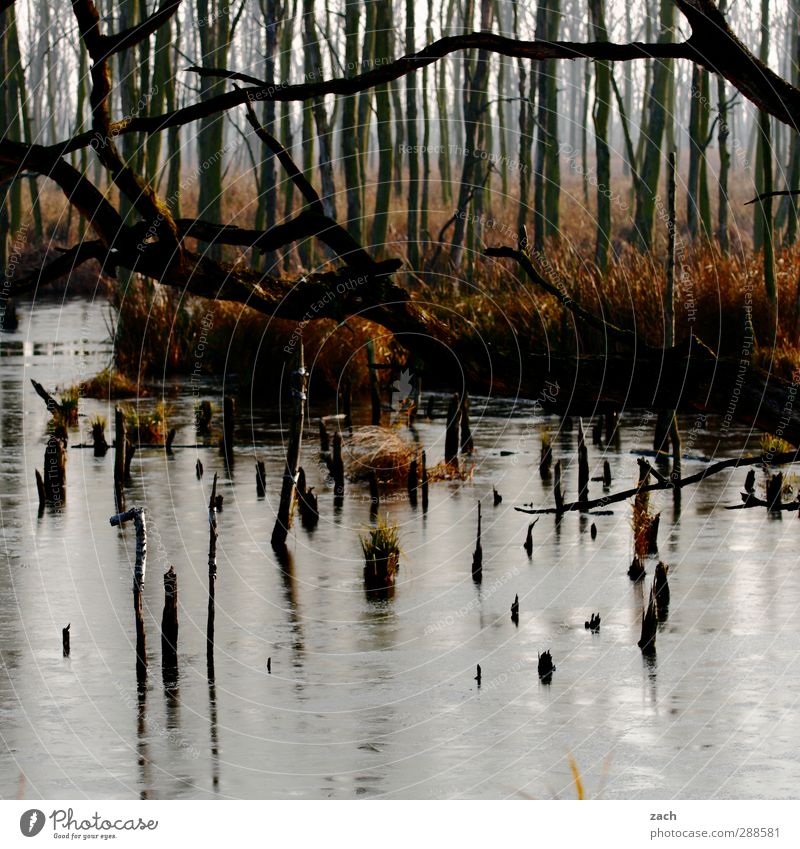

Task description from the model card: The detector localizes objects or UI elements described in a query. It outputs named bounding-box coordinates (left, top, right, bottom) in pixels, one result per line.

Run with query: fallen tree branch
left=515, top=451, right=800, bottom=514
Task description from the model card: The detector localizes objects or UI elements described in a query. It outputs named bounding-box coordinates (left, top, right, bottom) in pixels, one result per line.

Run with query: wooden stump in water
left=221, top=396, right=235, bottom=466
left=196, top=400, right=213, bottom=434
left=523, top=519, right=537, bottom=556
left=256, top=460, right=267, bottom=497
left=271, top=347, right=307, bottom=550
left=114, top=407, right=126, bottom=511
left=319, top=419, right=330, bottom=452
left=62, top=624, right=70, bottom=657
left=767, top=472, right=783, bottom=510
left=553, top=460, right=565, bottom=515
left=35, top=469, right=45, bottom=512
left=426, top=396, right=435, bottom=419
left=196, top=458, right=203, bottom=479
left=471, top=501, right=483, bottom=583
left=328, top=430, right=345, bottom=498
left=603, top=459, right=612, bottom=487
left=366, top=340, right=382, bottom=426
left=628, top=555, right=645, bottom=581
left=645, top=513, right=660, bottom=554
left=584, top=613, right=601, bottom=633
left=511, top=594, right=519, bottom=624
left=421, top=450, right=429, bottom=512
left=460, top=393, right=474, bottom=454
left=408, top=457, right=418, bottom=507
left=654, top=561, right=670, bottom=613
left=577, top=418, right=589, bottom=509
left=91, top=420, right=108, bottom=457
left=592, top=418, right=602, bottom=445
left=43, top=436, right=66, bottom=506
left=109, top=507, right=148, bottom=686
left=537, top=650, right=555, bottom=682
left=165, top=428, right=176, bottom=455
left=296, top=466, right=319, bottom=528
left=638, top=585, right=658, bottom=653
left=161, top=566, right=179, bottom=674
left=590, top=522, right=597, bottom=540
left=445, top=393, right=461, bottom=467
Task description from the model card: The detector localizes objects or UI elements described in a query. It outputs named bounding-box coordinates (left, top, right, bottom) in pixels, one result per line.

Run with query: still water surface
left=1, top=299, right=799, bottom=799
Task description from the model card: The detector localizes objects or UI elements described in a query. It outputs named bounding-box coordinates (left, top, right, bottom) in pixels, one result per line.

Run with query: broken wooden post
left=591, top=522, right=597, bottom=539
left=408, top=457, right=418, bottom=507
left=114, top=407, right=126, bottom=511
left=638, top=584, right=658, bottom=653
left=553, top=460, right=565, bottom=515
left=205, top=474, right=219, bottom=667
left=196, top=400, right=212, bottom=434
left=35, top=469, right=45, bottom=512
left=511, top=593, right=519, bottom=624
left=584, top=613, right=601, bottom=633
left=460, top=393, right=474, bottom=454
left=628, top=555, right=646, bottom=581
left=654, top=561, right=670, bottom=614
left=421, top=450, right=429, bottom=512
left=62, top=624, right=70, bottom=657
left=296, top=466, right=319, bottom=527
left=523, top=519, right=537, bottom=556
left=256, top=459, right=267, bottom=497
left=669, top=414, right=681, bottom=484
left=165, top=428, right=176, bottom=455
left=577, top=418, right=589, bottom=509
left=109, top=506, right=147, bottom=685
left=271, top=346, right=307, bottom=550
left=445, top=393, right=461, bottom=467
left=43, top=436, right=66, bottom=506
left=318, top=419, right=330, bottom=452
left=91, top=418, right=108, bottom=457
left=331, top=430, right=345, bottom=498
left=603, top=460, right=612, bottom=487
left=471, top=501, right=483, bottom=583
left=366, top=340, right=382, bottom=426
left=474, top=664, right=481, bottom=685
left=767, top=472, right=783, bottom=510
left=493, top=486, right=502, bottom=506
left=161, top=565, right=178, bottom=675
left=221, top=396, right=235, bottom=466
left=744, top=469, right=756, bottom=494
left=537, top=650, right=555, bottom=682
left=196, top=458, right=203, bottom=479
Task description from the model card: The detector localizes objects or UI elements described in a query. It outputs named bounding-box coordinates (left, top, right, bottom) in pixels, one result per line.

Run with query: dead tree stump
left=62, top=624, right=70, bottom=657
left=408, top=457, right=418, bottom=507
left=471, top=501, right=483, bottom=583
left=523, top=519, right=537, bottom=556
left=511, top=594, right=519, bottom=624
left=319, top=419, right=330, bottom=452
left=165, top=428, right=176, bottom=455
left=638, top=585, right=658, bottom=653
left=538, top=650, right=555, bottom=682
left=271, top=346, right=307, bottom=550
left=460, top=393, right=474, bottom=454
left=331, top=430, right=345, bottom=498
left=114, top=407, right=126, bottom=511
left=577, top=418, right=589, bottom=509
left=445, top=393, right=461, bottom=467
left=92, top=420, right=108, bottom=456
left=196, top=400, right=213, bottom=434
left=296, top=467, right=319, bottom=527
left=654, top=561, right=670, bottom=614
left=553, top=460, right=565, bottom=515
left=161, top=566, right=179, bottom=674
left=110, top=507, right=147, bottom=686
left=256, top=460, right=267, bottom=497
left=539, top=442, right=552, bottom=479
left=43, top=436, right=66, bottom=506
left=767, top=472, right=783, bottom=510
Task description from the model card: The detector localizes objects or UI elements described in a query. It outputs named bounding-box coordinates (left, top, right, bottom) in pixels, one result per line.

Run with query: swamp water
left=1, top=298, right=799, bottom=799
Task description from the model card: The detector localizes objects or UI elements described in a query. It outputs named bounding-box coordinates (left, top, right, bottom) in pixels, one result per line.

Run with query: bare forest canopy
left=2, top=1, right=800, bottom=443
